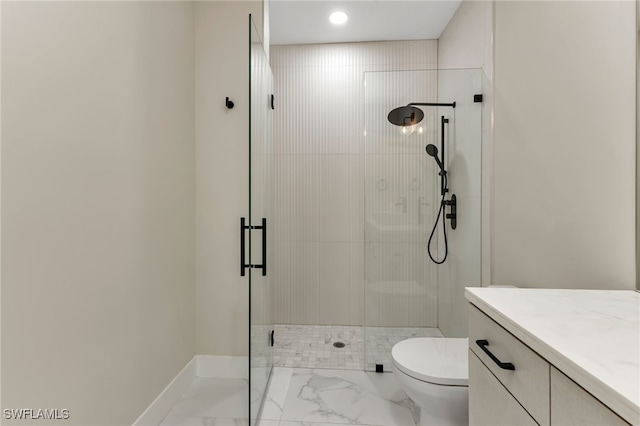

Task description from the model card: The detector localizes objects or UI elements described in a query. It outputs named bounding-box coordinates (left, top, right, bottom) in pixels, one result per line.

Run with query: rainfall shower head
left=387, top=106, right=424, bottom=127
left=426, top=144, right=445, bottom=174
left=388, top=101, right=456, bottom=127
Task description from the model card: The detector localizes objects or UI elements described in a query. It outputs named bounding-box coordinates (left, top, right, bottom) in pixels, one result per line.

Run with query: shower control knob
left=445, top=194, right=457, bottom=230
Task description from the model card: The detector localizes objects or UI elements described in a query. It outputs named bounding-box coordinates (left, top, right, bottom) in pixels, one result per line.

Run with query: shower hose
left=427, top=173, right=448, bottom=264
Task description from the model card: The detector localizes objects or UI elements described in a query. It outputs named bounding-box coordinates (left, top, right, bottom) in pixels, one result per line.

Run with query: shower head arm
left=407, top=102, right=456, bottom=109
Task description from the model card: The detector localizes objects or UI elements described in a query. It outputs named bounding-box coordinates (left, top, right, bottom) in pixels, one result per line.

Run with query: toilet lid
left=391, top=338, right=468, bottom=386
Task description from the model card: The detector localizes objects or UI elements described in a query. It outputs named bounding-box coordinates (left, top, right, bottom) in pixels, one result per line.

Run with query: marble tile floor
left=274, top=324, right=443, bottom=371
left=159, top=367, right=420, bottom=426
left=160, top=377, right=249, bottom=426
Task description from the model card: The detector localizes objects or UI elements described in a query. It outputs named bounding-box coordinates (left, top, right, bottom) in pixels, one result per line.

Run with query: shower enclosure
left=251, top=39, right=483, bottom=418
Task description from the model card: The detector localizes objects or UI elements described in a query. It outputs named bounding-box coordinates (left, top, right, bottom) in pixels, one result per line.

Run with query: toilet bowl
left=391, top=337, right=469, bottom=426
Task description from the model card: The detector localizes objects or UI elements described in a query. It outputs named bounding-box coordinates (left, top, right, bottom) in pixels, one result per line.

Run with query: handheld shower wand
left=425, top=144, right=446, bottom=175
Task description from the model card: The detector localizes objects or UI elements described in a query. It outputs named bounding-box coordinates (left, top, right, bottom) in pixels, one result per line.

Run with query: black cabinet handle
left=475, top=339, right=515, bottom=370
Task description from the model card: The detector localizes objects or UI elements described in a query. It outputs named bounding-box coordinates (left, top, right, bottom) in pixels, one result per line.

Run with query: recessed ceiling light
left=329, top=11, right=348, bottom=25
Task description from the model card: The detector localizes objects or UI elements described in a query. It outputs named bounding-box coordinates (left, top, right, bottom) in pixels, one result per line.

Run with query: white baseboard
left=197, top=355, right=248, bottom=380
left=132, top=356, right=197, bottom=426
left=132, top=355, right=248, bottom=425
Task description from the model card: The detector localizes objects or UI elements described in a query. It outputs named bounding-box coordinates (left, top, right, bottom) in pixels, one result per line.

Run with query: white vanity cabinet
left=467, top=296, right=636, bottom=426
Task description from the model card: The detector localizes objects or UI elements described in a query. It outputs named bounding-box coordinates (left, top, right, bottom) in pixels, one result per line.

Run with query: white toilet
left=391, top=337, right=469, bottom=426
left=391, top=286, right=516, bottom=425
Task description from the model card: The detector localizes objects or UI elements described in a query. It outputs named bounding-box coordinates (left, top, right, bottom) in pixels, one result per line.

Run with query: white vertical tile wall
left=272, top=40, right=438, bottom=326
left=319, top=242, right=351, bottom=325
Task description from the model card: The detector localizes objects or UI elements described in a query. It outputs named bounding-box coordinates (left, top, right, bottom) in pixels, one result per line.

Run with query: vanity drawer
left=551, top=367, right=631, bottom=425
left=469, top=303, right=550, bottom=425
left=469, top=350, right=538, bottom=426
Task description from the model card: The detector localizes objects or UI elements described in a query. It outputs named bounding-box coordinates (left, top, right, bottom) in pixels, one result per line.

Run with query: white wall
left=195, top=1, right=263, bottom=356
left=271, top=41, right=438, bottom=326
left=1, top=2, right=195, bottom=425
left=492, top=1, right=636, bottom=289
left=437, top=0, right=493, bottom=337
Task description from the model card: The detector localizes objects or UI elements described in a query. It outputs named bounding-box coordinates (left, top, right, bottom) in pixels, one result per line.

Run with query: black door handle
left=261, top=218, right=267, bottom=276
left=475, top=339, right=515, bottom=370
left=240, top=217, right=267, bottom=277
left=241, top=217, right=247, bottom=276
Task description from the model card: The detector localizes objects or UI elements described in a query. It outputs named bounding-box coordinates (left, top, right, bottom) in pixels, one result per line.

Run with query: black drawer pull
left=476, top=339, right=516, bottom=370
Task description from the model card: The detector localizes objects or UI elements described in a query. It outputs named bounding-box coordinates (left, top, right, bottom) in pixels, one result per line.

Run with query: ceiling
left=269, top=1, right=462, bottom=45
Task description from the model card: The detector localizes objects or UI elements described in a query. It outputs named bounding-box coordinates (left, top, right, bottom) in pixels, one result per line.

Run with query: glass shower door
left=249, top=15, right=273, bottom=426
left=363, top=69, right=483, bottom=372
left=363, top=70, right=440, bottom=372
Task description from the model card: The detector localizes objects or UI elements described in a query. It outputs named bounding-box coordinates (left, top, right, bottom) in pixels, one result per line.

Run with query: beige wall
left=195, top=1, right=263, bottom=356
left=438, top=1, right=489, bottom=71
left=492, top=1, right=636, bottom=289
left=1, top=2, right=195, bottom=425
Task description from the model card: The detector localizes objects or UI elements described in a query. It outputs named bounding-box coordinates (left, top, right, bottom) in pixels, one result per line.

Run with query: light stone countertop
left=465, top=288, right=640, bottom=425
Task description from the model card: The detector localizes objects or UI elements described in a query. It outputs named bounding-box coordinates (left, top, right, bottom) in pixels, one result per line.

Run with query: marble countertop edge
left=464, top=288, right=640, bottom=425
